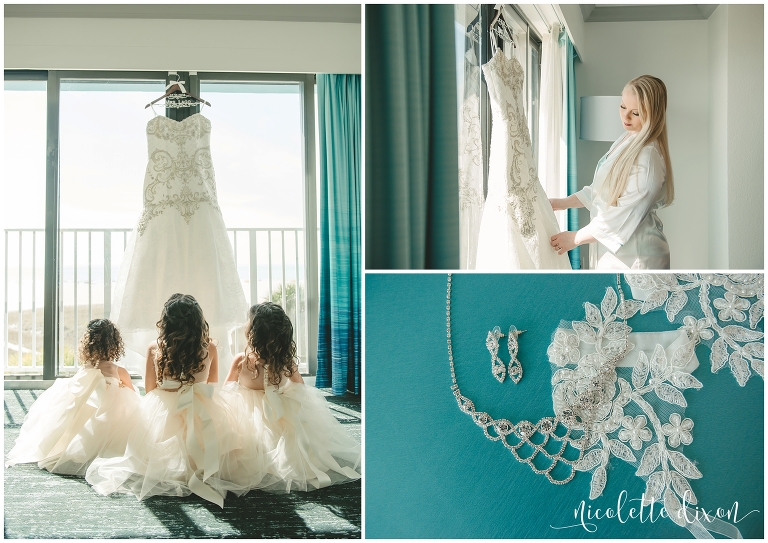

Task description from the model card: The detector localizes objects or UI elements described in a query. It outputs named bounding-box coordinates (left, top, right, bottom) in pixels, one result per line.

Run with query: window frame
left=4, top=69, right=319, bottom=381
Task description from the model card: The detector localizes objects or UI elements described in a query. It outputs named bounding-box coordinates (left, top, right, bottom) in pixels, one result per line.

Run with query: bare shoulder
left=117, top=366, right=132, bottom=381
left=289, top=362, right=304, bottom=384
left=207, top=341, right=218, bottom=356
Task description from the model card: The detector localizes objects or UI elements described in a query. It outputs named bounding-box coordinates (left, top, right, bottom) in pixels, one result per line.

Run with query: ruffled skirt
left=85, top=383, right=240, bottom=508
left=5, top=368, right=141, bottom=476
left=218, top=381, right=361, bottom=494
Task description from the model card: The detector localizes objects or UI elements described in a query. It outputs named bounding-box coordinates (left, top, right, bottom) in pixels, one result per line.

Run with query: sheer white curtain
left=537, top=23, right=567, bottom=230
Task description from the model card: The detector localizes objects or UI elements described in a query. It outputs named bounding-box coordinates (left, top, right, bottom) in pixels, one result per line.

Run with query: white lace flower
left=713, top=292, right=750, bottom=322
left=681, top=316, right=714, bottom=341
left=661, top=413, right=694, bottom=448
left=547, top=330, right=580, bottom=367
left=618, top=415, right=653, bottom=450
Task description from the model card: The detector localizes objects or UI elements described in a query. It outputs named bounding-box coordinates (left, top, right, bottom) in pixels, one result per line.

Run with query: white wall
left=575, top=20, right=710, bottom=269
left=4, top=17, right=361, bottom=74
left=724, top=5, right=764, bottom=269
left=708, top=6, right=729, bottom=269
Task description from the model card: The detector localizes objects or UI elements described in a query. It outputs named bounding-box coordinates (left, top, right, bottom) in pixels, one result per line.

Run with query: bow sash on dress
left=161, top=380, right=225, bottom=508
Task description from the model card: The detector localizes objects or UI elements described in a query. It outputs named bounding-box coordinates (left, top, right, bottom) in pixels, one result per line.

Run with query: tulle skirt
left=110, top=205, right=248, bottom=379
left=218, top=381, right=361, bottom=494
left=85, top=383, right=240, bottom=508
left=5, top=368, right=141, bottom=476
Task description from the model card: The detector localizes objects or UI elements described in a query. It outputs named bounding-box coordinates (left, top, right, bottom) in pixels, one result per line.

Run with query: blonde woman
left=549, top=75, right=674, bottom=269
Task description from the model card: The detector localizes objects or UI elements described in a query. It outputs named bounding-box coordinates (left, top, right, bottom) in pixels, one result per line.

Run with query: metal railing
left=3, top=227, right=307, bottom=375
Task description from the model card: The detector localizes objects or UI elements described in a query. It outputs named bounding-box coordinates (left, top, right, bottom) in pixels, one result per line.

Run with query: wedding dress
left=111, top=114, right=248, bottom=379
left=475, top=50, right=571, bottom=270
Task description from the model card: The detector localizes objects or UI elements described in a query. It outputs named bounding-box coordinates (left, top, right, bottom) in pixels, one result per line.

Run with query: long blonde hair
left=605, top=75, right=674, bottom=207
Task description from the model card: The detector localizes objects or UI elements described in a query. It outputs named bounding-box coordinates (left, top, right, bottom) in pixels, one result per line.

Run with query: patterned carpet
left=4, top=387, right=361, bottom=539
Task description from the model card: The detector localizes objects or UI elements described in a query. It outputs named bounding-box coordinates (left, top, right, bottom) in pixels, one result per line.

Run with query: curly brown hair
left=243, top=302, right=297, bottom=387
left=155, top=293, right=210, bottom=387
left=78, top=319, right=125, bottom=368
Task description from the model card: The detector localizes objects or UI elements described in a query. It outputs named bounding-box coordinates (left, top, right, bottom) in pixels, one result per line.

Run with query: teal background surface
left=365, top=273, right=764, bottom=538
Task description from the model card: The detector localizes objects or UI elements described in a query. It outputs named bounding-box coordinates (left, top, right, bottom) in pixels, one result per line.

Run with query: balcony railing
left=3, top=227, right=308, bottom=376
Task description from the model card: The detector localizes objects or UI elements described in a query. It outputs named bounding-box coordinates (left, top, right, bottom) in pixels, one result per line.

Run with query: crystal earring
left=507, top=326, right=525, bottom=384
left=486, top=326, right=506, bottom=382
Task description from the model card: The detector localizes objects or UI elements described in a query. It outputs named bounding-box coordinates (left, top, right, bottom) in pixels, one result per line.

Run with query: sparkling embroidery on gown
left=475, top=51, right=571, bottom=270
left=111, top=114, right=248, bottom=377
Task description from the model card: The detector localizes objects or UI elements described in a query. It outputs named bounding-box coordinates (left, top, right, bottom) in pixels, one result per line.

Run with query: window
left=200, top=80, right=310, bottom=366
left=58, top=79, right=164, bottom=373
left=3, top=77, right=47, bottom=376
left=3, top=71, right=318, bottom=378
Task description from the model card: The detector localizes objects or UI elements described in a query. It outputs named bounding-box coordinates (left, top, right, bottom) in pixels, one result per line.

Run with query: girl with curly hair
left=219, top=302, right=361, bottom=494
left=86, top=294, right=239, bottom=508
left=6, top=319, right=140, bottom=475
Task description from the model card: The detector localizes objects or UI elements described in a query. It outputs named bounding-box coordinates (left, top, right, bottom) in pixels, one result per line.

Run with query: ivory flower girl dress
left=6, top=361, right=141, bottom=475
left=219, top=364, right=361, bottom=493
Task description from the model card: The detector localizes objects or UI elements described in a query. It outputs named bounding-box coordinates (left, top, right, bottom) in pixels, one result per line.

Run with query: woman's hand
left=550, top=231, right=578, bottom=255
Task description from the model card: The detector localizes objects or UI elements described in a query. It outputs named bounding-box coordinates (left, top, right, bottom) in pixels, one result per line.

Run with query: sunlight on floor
left=296, top=503, right=361, bottom=535
left=177, top=502, right=242, bottom=537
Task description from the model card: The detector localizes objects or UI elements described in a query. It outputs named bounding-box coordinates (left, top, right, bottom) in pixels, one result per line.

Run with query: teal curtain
left=564, top=35, right=581, bottom=269
left=316, top=74, right=361, bottom=396
left=366, top=4, right=460, bottom=269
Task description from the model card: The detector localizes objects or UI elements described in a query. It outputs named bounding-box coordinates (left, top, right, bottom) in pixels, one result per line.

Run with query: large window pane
left=4, top=76, right=313, bottom=377
left=58, top=80, right=164, bottom=373
left=200, top=82, right=308, bottom=370
left=3, top=81, right=47, bottom=375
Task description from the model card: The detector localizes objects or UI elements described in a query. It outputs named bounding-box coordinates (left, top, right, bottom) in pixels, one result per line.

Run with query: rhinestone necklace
left=445, top=273, right=630, bottom=485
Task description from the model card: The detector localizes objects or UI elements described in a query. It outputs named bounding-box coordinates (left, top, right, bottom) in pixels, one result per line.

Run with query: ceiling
left=3, top=4, right=361, bottom=24
left=580, top=4, right=719, bottom=22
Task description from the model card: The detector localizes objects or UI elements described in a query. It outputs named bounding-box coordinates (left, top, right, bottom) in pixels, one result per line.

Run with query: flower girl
left=85, top=294, right=239, bottom=508
left=220, top=302, right=361, bottom=493
left=6, top=319, right=140, bottom=475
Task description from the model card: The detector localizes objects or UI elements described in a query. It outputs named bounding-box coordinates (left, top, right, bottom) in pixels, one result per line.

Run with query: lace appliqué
left=548, top=287, right=706, bottom=522
left=138, top=115, right=222, bottom=235
left=625, top=274, right=764, bottom=385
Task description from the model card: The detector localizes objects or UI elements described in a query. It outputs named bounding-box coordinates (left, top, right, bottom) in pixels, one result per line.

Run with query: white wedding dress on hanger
left=475, top=50, right=571, bottom=270
left=111, top=113, right=248, bottom=380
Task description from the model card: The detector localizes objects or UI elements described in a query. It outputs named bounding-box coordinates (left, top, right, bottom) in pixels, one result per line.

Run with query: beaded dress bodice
left=138, top=114, right=221, bottom=235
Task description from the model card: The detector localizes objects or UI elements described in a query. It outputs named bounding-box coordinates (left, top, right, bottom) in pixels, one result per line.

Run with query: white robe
left=575, top=133, right=670, bottom=270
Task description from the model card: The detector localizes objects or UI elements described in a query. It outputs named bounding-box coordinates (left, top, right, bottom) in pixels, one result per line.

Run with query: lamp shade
left=579, top=96, right=624, bottom=141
